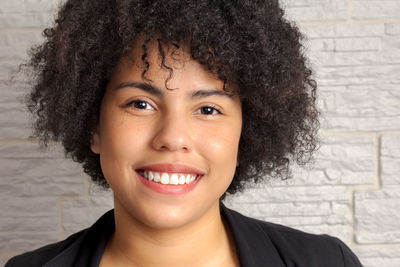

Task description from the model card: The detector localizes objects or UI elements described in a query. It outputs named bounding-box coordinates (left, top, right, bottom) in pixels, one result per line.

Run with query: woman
left=6, top=0, right=362, bottom=266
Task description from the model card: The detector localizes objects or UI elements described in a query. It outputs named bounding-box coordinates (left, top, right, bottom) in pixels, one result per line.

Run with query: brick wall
left=1, top=1, right=399, bottom=266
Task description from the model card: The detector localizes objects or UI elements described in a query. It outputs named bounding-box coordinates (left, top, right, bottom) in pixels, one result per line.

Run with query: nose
left=151, top=113, right=193, bottom=152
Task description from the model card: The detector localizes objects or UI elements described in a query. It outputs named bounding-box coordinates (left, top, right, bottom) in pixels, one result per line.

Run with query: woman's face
left=91, top=40, right=242, bottom=229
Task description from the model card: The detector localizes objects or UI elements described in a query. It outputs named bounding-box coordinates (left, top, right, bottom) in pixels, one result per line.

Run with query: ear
left=90, top=125, right=101, bottom=154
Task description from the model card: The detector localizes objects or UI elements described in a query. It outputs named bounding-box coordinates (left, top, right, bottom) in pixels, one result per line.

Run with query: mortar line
left=300, top=18, right=400, bottom=27
left=0, top=28, right=44, bottom=32
left=0, top=139, right=63, bottom=146
left=349, top=242, right=400, bottom=247
left=347, top=133, right=383, bottom=246
left=375, top=133, right=382, bottom=188
left=350, top=187, right=356, bottom=246
left=0, top=139, right=35, bottom=145
left=319, top=130, right=400, bottom=136
left=58, top=197, right=65, bottom=240
left=347, top=0, right=354, bottom=23
left=84, top=176, right=91, bottom=197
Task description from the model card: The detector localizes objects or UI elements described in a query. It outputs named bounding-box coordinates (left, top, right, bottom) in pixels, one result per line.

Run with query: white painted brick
left=0, top=178, right=84, bottom=197
left=227, top=201, right=332, bottom=218
left=226, top=185, right=350, bottom=203
left=301, top=24, right=385, bottom=38
left=334, top=37, right=381, bottom=51
left=381, top=134, right=400, bottom=185
left=245, top=135, right=376, bottom=185
left=317, top=65, right=400, bottom=86
left=354, top=246, right=400, bottom=267
left=0, top=30, right=43, bottom=61
left=320, top=84, right=400, bottom=131
left=0, top=142, right=62, bottom=159
left=306, top=38, right=335, bottom=51
left=0, top=143, right=85, bottom=196
left=0, top=12, right=54, bottom=28
left=0, top=232, right=59, bottom=251
left=310, top=50, right=400, bottom=67
left=382, top=36, right=400, bottom=50
left=353, top=1, right=400, bottom=20
left=0, top=218, right=15, bottom=232
left=0, top=30, right=43, bottom=46
left=0, top=46, right=31, bottom=61
left=242, top=202, right=352, bottom=227
left=0, top=197, right=58, bottom=217
left=0, top=110, right=31, bottom=139
left=385, top=23, right=400, bottom=36
left=303, top=135, right=375, bottom=184
left=0, top=60, right=22, bottom=81
left=355, top=186, right=400, bottom=243
left=0, top=157, right=83, bottom=179
left=0, top=80, right=27, bottom=99
left=315, top=135, right=375, bottom=183
left=282, top=0, right=347, bottom=22
left=13, top=216, right=58, bottom=232
left=0, top=78, right=38, bottom=141
left=296, top=224, right=352, bottom=244
left=0, top=30, right=43, bottom=60
left=0, top=0, right=60, bottom=13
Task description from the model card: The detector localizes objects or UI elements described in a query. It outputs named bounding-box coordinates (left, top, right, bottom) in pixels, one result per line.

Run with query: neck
left=104, top=200, right=237, bottom=267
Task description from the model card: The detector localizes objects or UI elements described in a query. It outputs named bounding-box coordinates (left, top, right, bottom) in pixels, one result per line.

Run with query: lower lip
left=136, top=171, right=202, bottom=195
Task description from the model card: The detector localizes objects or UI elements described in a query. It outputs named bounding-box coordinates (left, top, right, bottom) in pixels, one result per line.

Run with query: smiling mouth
left=137, top=170, right=200, bottom=185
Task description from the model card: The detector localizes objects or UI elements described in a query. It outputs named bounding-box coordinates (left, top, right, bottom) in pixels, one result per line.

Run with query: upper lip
left=136, top=163, right=206, bottom=175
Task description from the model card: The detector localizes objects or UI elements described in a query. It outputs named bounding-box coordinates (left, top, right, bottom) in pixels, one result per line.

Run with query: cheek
left=100, top=112, right=149, bottom=156
left=97, top=114, right=152, bottom=183
left=197, top=123, right=241, bottom=173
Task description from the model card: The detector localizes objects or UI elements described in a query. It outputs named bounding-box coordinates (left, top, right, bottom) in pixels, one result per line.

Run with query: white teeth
left=187, top=174, right=195, bottom=183
left=140, top=170, right=199, bottom=185
left=170, top=174, right=179, bottom=185
left=148, top=171, right=154, bottom=181
left=179, top=175, right=186, bottom=184
left=161, top=173, right=169, bottom=184
left=154, top=172, right=161, bottom=182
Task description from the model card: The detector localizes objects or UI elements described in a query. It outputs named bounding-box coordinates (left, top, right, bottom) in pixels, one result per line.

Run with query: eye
left=126, top=99, right=155, bottom=111
left=196, top=105, right=222, bottom=116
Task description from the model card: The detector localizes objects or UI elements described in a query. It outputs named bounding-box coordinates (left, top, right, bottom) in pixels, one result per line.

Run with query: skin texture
left=91, top=39, right=241, bottom=266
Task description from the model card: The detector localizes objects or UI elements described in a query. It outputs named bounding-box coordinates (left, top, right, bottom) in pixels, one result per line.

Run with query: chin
left=134, top=204, right=201, bottom=230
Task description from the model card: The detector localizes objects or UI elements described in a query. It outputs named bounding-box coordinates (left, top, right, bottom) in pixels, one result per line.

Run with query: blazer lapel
left=221, top=204, right=286, bottom=267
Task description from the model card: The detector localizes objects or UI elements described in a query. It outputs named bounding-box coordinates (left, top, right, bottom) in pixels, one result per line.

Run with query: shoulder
left=5, top=230, right=86, bottom=267
left=222, top=204, right=362, bottom=266
left=5, top=209, right=114, bottom=267
left=258, top=218, right=361, bottom=266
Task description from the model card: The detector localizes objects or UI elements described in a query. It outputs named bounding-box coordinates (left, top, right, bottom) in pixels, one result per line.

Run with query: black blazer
left=6, top=204, right=362, bottom=267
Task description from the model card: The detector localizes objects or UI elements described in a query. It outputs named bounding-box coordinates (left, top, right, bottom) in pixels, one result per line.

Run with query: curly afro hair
left=25, top=0, right=319, bottom=195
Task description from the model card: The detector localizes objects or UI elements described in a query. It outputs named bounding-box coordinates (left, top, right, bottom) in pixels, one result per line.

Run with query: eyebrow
left=115, top=81, right=233, bottom=99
